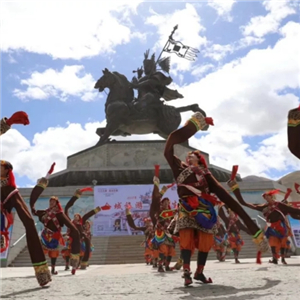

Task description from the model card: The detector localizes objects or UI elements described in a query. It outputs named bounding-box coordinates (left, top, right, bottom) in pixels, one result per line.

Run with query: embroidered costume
left=1, top=112, right=51, bottom=287
left=150, top=174, right=178, bottom=272
left=1, top=161, right=52, bottom=286
left=163, top=112, right=269, bottom=286
left=30, top=167, right=82, bottom=275
left=227, top=169, right=300, bottom=265
left=64, top=189, right=109, bottom=270
left=218, top=205, right=250, bottom=263
left=126, top=209, right=155, bottom=265
left=212, top=217, right=229, bottom=262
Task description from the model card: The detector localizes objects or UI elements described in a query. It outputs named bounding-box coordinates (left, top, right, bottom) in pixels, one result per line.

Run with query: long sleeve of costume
left=287, top=107, right=300, bottom=160
left=164, top=121, right=199, bottom=176
left=64, top=195, right=80, bottom=220
left=278, top=202, right=300, bottom=217
left=82, top=207, right=101, bottom=224
left=236, top=220, right=251, bottom=235
left=150, top=183, right=161, bottom=227
left=30, top=178, right=49, bottom=215
left=126, top=213, right=146, bottom=231
left=218, top=206, right=229, bottom=227
left=226, top=179, right=265, bottom=212
left=206, top=175, right=260, bottom=235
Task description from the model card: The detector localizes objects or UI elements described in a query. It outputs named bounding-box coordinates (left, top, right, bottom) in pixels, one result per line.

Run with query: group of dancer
left=1, top=105, right=300, bottom=287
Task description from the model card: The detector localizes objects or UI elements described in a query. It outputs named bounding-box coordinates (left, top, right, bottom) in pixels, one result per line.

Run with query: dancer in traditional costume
left=212, top=217, right=228, bottom=262
left=1, top=112, right=52, bottom=287
left=150, top=171, right=179, bottom=272
left=218, top=204, right=250, bottom=263
left=287, top=106, right=300, bottom=159
left=30, top=166, right=82, bottom=275
left=82, top=220, right=95, bottom=265
left=1, top=161, right=52, bottom=286
left=164, top=112, right=269, bottom=286
left=64, top=189, right=110, bottom=269
left=227, top=168, right=300, bottom=265
left=126, top=209, right=155, bottom=265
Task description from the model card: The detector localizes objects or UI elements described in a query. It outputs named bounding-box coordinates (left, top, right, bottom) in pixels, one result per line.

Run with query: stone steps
left=10, top=234, right=272, bottom=267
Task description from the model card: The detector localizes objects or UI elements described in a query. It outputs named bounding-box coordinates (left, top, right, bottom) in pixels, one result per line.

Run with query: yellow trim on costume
left=288, top=119, right=300, bottom=127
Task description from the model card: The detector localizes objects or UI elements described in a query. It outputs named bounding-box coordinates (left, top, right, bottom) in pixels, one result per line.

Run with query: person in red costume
left=150, top=174, right=178, bottom=272
left=64, top=190, right=110, bottom=270
left=164, top=112, right=269, bottom=286
left=287, top=106, right=300, bottom=159
left=218, top=205, right=250, bottom=263
left=212, top=216, right=228, bottom=262
left=126, top=209, right=155, bottom=266
left=1, top=111, right=52, bottom=287
left=227, top=168, right=300, bottom=265
left=30, top=163, right=81, bottom=275
left=1, top=111, right=30, bottom=135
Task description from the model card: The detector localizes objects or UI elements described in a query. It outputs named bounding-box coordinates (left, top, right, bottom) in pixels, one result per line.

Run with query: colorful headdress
left=262, top=189, right=280, bottom=199
left=73, top=213, right=82, bottom=225
left=186, top=150, right=208, bottom=168
left=160, top=197, right=171, bottom=210
left=49, top=196, right=63, bottom=212
left=1, top=160, right=16, bottom=188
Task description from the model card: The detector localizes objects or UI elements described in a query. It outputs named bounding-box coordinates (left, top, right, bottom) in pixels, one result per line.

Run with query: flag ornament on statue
left=162, top=25, right=199, bottom=61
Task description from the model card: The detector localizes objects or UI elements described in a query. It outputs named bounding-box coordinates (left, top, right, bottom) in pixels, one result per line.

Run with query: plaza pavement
left=1, top=257, right=300, bottom=300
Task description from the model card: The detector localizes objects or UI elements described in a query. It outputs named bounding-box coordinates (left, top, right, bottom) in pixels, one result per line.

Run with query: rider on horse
left=130, top=50, right=183, bottom=110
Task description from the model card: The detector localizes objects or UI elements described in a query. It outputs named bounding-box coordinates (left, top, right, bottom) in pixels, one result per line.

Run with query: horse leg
left=175, top=104, right=209, bottom=131
left=96, top=122, right=122, bottom=146
left=175, top=104, right=207, bottom=116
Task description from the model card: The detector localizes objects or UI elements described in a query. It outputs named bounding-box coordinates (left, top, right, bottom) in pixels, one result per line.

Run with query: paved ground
left=1, top=257, right=300, bottom=300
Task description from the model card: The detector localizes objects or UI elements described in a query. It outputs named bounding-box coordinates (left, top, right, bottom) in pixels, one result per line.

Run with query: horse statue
left=94, top=68, right=208, bottom=145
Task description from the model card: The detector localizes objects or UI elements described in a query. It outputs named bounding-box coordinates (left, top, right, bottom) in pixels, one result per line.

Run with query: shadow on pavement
left=171, top=278, right=280, bottom=300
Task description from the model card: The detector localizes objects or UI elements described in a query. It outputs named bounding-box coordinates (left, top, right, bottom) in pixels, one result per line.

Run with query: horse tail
left=157, top=105, right=181, bottom=134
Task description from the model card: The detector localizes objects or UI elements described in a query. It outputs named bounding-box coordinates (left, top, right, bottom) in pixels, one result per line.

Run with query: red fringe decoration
left=192, top=150, right=208, bottom=168
left=47, top=163, right=56, bottom=175
left=230, top=165, right=238, bottom=181
left=166, top=182, right=176, bottom=189
left=205, top=117, right=214, bottom=126
left=6, top=111, right=30, bottom=126
left=154, top=165, right=160, bottom=177
left=256, top=251, right=262, bottom=264
left=295, top=183, right=300, bottom=194
left=80, top=187, right=93, bottom=193
left=263, top=189, right=280, bottom=197
left=7, top=169, right=16, bottom=188
left=298, top=104, right=300, bottom=110
left=284, top=188, right=292, bottom=201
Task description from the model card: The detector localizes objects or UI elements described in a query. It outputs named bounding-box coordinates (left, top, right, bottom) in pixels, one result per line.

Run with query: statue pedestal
left=48, top=140, right=236, bottom=187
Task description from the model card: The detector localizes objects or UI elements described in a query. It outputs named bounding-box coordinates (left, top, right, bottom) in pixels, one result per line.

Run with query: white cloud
left=189, top=126, right=300, bottom=178
left=1, top=122, right=104, bottom=182
left=191, top=64, right=215, bottom=78
left=207, top=0, right=236, bottom=21
left=145, top=4, right=207, bottom=74
left=1, top=1, right=144, bottom=59
left=203, top=36, right=265, bottom=62
left=13, top=65, right=99, bottom=102
left=172, top=21, right=300, bottom=136
left=241, top=0, right=296, bottom=38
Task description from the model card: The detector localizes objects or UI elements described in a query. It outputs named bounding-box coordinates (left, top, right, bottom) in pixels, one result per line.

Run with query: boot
left=182, top=269, right=193, bottom=286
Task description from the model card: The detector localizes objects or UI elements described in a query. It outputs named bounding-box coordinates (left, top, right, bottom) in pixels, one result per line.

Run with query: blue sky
left=1, top=0, right=300, bottom=187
